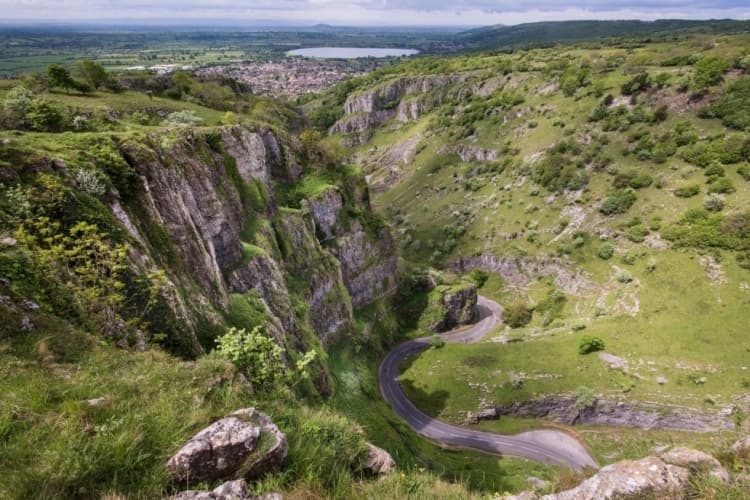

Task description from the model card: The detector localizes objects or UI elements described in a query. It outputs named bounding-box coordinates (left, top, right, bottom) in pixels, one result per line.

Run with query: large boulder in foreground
left=167, top=408, right=287, bottom=484
left=502, top=446, right=729, bottom=500
left=362, top=443, right=395, bottom=476
left=171, top=479, right=282, bottom=500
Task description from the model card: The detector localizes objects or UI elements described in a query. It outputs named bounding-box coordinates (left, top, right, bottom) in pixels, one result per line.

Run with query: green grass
left=328, top=32, right=750, bottom=477
left=326, top=339, right=562, bottom=495
left=0, top=325, right=252, bottom=498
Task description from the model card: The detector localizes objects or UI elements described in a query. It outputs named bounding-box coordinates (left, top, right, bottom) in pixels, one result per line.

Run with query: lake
left=286, top=47, right=419, bottom=59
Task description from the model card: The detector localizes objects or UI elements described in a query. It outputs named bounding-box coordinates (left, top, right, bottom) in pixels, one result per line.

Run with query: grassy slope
left=332, top=33, right=750, bottom=467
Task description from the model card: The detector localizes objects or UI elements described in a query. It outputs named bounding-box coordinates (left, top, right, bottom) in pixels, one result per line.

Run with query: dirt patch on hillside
left=661, top=90, right=720, bottom=114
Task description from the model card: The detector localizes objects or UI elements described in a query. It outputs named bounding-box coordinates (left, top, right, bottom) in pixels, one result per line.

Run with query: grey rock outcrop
left=545, top=455, right=691, bottom=499
left=660, top=446, right=729, bottom=483
left=449, top=254, right=595, bottom=297
left=465, top=408, right=500, bottom=425
left=166, top=408, right=287, bottom=484
left=731, top=435, right=750, bottom=453
left=503, top=447, right=729, bottom=500
left=166, top=416, right=260, bottom=483
left=170, top=479, right=282, bottom=500
left=492, top=395, right=734, bottom=432
left=440, top=284, right=478, bottom=330
left=231, top=408, right=288, bottom=481
left=307, top=185, right=398, bottom=310
left=330, top=75, right=465, bottom=137
left=362, top=443, right=396, bottom=475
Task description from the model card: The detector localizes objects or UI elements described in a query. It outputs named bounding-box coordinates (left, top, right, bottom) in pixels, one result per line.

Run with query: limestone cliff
left=110, top=125, right=397, bottom=358
left=330, top=75, right=465, bottom=141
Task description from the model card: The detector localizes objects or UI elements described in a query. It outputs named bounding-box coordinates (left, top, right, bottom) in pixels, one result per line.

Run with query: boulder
left=166, top=408, right=287, bottom=484
left=170, top=479, right=282, bottom=500
left=501, top=446, right=729, bottom=500
left=166, top=416, right=260, bottom=483
left=362, top=443, right=395, bottom=475
left=526, top=476, right=550, bottom=490
left=730, top=435, right=750, bottom=454
left=597, top=352, right=626, bottom=371
left=465, top=408, right=500, bottom=425
left=659, top=446, right=729, bottom=483
left=231, top=408, right=288, bottom=480
left=544, top=456, right=690, bottom=499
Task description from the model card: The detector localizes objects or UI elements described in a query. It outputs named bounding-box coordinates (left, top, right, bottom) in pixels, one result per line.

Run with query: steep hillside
left=458, top=19, right=750, bottom=50
left=0, top=81, right=417, bottom=498
left=320, top=32, right=750, bottom=466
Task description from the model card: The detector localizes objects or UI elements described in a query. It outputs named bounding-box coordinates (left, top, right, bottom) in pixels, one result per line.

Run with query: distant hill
left=457, top=19, right=750, bottom=49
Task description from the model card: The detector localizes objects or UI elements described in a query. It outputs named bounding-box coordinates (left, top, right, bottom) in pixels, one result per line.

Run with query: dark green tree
left=74, top=60, right=108, bottom=89
left=47, top=64, right=75, bottom=94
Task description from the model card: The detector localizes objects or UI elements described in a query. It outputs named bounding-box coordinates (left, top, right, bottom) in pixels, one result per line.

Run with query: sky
left=1, top=0, right=749, bottom=27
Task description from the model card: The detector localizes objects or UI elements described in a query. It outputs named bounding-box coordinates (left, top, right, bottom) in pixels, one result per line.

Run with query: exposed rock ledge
left=503, top=446, right=730, bottom=500
left=448, top=254, right=595, bottom=297
left=479, top=396, right=734, bottom=432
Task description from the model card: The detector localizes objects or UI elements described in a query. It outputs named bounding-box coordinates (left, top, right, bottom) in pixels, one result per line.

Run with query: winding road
left=379, top=296, right=599, bottom=470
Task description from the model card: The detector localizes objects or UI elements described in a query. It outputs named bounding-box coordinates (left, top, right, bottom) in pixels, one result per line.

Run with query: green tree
left=47, top=64, right=91, bottom=94
left=47, top=64, right=75, bottom=94
left=74, top=60, right=108, bottom=89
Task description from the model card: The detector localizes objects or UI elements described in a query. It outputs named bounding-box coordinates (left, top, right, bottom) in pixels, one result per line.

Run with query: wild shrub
left=708, top=177, right=735, bottom=194
left=621, top=72, right=651, bottom=95
left=2, top=86, right=34, bottom=127
left=674, top=184, right=700, bottom=198
left=467, top=268, right=488, bottom=288
left=574, top=386, right=598, bottom=409
left=704, top=194, right=725, bottom=212
left=14, top=219, right=131, bottom=335
left=705, top=76, right=750, bottom=130
left=692, top=56, right=730, bottom=91
left=578, top=336, right=605, bottom=355
left=597, top=242, right=615, bottom=260
left=26, top=99, right=66, bottom=132
left=599, top=189, right=637, bottom=215
left=164, top=110, right=203, bottom=127
left=215, top=326, right=316, bottom=392
left=504, top=301, right=533, bottom=328
left=626, top=224, right=649, bottom=243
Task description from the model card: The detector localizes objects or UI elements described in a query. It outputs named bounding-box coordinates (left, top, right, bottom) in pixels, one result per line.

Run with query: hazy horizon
left=0, top=0, right=748, bottom=28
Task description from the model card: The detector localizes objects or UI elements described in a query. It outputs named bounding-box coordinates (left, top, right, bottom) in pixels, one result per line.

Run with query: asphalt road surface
left=379, top=296, right=599, bottom=470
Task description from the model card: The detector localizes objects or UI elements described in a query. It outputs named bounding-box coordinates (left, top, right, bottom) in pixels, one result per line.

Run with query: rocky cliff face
left=307, top=181, right=399, bottom=310
left=436, top=283, right=478, bottom=331
left=330, top=75, right=464, bottom=139
left=113, top=125, right=397, bottom=357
